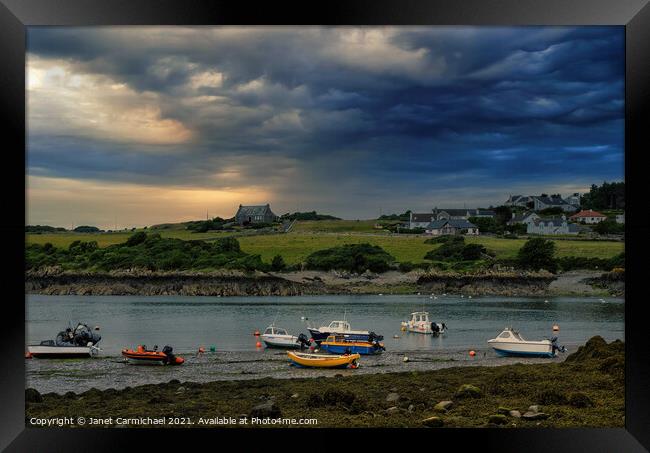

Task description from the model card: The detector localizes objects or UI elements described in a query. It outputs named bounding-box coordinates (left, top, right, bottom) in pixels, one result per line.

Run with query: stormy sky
left=26, top=26, right=624, bottom=228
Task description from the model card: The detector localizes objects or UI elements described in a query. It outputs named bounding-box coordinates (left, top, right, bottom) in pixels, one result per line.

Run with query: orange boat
left=121, top=345, right=184, bottom=365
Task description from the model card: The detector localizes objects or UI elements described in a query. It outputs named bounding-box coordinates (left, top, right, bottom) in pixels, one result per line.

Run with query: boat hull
left=488, top=340, right=555, bottom=358
left=287, top=351, right=360, bottom=368
left=319, top=342, right=383, bottom=355
left=261, top=335, right=300, bottom=349
left=308, top=328, right=376, bottom=343
left=121, top=350, right=184, bottom=365
left=401, top=321, right=445, bottom=335
left=27, top=345, right=96, bottom=358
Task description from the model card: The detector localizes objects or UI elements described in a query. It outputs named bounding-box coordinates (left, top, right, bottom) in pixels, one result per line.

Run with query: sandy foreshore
left=25, top=337, right=624, bottom=428
left=25, top=269, right=622, bottom=297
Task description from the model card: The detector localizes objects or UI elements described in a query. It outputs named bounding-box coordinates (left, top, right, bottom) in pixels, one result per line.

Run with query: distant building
left=565, top=193, right=581, bottom=208
left=616, top=213, right=625, bottom=224
left=409, top=208, right=495, bottom=229
left=569, top=209, right=607, bottom=224
left=532, top=195, right=578, bottom=213
left=527, top=215, right=579, bottom=235
left=425, top=219, right=479, bottom=236
left=507, top=211, right=540, bottom=226
left=505, top=195, right=534, bottom=208
left=234, top=204, right=277, bottom=225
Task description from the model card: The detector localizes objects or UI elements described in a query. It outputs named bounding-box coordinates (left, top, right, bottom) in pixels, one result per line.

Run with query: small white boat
left=401, top=312, right=447, bottom=335
left=261, top=325, right=308, bottom=349
left=28, top=341, right=100, bottom=358
left=487, top=327, right=565, bottom=358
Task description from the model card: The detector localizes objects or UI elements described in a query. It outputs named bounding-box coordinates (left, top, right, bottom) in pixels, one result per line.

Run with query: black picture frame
left=1, top=0, right=648, bottom=450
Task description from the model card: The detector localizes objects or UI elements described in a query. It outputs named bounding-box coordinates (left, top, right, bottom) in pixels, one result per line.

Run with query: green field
left=26, top=220, right=624, bottom=266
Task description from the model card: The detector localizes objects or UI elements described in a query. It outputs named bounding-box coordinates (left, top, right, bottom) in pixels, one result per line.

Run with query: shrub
left=517, top=238, right=557, bottom=272
left=399, top=261, right=415, bottom=272
left=271, top=255, right=286, bottom=271
left=305, top=243, right=394, bottom=273
left=125, top=231, right=147, bottom=247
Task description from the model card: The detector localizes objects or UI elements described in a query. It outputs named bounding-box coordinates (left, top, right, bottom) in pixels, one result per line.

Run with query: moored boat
left=307, top=320, right=380, bottom=343
left=261, top=325, right=311, bottom=349
left=401, top=311, right=447, bottom=335
left=122, top=345, right=185, bottom=365
left=319, top=334, right=385, bottom=355
left=27, top=322, right=102, bottom=359
left=287, top=351, right=360, bottom=369
left=487, top=328, right=566, bottom=358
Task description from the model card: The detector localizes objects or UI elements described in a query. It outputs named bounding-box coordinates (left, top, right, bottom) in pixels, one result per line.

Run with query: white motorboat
left=28, top=341, right=100, bottom=358
left=27, top=323, right=102, bottom=359
left=261, top=325, right=309, bottom=349
left=487, top=327, right=565, bottom=358
left=401, top=311, right=447, bottom=335
left=307, top=320, right=373, bottom=343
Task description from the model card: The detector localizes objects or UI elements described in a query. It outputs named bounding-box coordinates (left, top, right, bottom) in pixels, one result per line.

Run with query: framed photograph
left=2, top=0, right=649, bottom=450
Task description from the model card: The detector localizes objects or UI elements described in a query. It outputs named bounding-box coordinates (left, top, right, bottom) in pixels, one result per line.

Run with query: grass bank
left=26, top=337, right=623, bottom=428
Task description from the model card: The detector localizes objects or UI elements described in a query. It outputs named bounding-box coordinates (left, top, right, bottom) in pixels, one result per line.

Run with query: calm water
left=26, top=294, right=624, bottom=394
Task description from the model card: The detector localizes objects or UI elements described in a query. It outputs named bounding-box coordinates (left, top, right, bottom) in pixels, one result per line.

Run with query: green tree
left=517, top=238, right=557, bottom=272
left=271, top=254, right=286, bottom=271
left=581, top=181, right=625, bottom=210
left=126, top=231, right=147, bottom=247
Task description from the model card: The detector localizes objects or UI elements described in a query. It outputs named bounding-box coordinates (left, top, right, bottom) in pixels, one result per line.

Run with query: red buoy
left=198, top=346, right=206, bottom=353
left=254, top=330, right=260, bottom=336
left=469, top=350, right=476, bottom=357
left=256, top=341, right=262, bottom=348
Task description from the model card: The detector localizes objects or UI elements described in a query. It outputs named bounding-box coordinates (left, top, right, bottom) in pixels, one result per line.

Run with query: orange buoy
left=25, top=352, right=32, bottom=359
left=255, top=341, right=262, bottom=348
left=469, top=350, right=476, bottom=357
left=552, top=324, right=560, bottom=332
left=198, top=346, right=206, bottom=353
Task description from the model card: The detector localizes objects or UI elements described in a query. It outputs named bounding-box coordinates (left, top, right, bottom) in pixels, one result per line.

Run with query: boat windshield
left=275, top=328, right=288, bottom=335
left=264, top=327, right=274, bottom=335
left=329, top=321, right=350, bottom=330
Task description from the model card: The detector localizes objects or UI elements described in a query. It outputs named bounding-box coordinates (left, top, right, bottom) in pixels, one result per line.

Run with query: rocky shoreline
left=25, top=268, right=622, bottom=297
left=25, top=337, right=624, bottom=428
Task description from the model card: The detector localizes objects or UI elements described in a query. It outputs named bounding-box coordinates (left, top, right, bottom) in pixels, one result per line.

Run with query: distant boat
left=122, top=345, right=184, bottom=365
left=401, top=312, right=447, bottom=335
left=261, top=325, right=310, bottom=349
left=487, top=328, right=566, bottom=358
left=287, top=351, right=360, bottom=369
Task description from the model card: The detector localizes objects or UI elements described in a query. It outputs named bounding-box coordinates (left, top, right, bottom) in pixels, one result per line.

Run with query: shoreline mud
left=25, top=337, right=624, bottom=428
left=25, top=269, right=622, bottom=297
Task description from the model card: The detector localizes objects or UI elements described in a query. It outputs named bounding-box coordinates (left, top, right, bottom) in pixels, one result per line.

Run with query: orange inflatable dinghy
left=122, top=345, right=184, bottom=365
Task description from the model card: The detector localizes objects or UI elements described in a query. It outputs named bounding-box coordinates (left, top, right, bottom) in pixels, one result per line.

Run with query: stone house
left=234, top=204, right=277, bottom=225
left=425, top=219, right=479, bottom=236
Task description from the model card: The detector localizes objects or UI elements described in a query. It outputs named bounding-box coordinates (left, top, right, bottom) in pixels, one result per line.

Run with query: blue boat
left=319, top=335, right=385, bottom=355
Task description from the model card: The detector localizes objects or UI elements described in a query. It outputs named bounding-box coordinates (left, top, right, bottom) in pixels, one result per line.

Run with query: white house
left=532, top=196, right=578, bottom=213
left=616, top=213, right=625, bottom=224
left=527, top=215, right=579, bottom=235
left=409, top=208, right=495, bottom=229
left=569, top=209, right=607, bottom=224
left=425, top=219, right=479, bottom=236
left=507, top=211, right=540, bottom=226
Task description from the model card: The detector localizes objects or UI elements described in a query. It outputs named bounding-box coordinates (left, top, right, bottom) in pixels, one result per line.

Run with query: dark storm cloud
left=27, top=26, right=624, bottom=216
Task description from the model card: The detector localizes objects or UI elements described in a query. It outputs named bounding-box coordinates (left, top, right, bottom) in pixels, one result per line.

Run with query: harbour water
left=26, top=294, right=624, bottom=394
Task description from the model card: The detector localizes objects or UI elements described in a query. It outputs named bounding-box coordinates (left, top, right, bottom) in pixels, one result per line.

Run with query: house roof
left=533, top=196, right=570, bottom=206
left=411, top=213, right=434, bottom=223
left=570, top=209, right=606, bottom=218
left=533, top=217, right=567, bottom=227
left=508, top=211, right=537, bottom=224
left=426, top=219, right=477, bottom=229
left=236, top=204, right=275, bottom=217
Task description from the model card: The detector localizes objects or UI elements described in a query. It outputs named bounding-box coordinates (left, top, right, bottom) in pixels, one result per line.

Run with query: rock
left=568, top=392, right=594, bottom=408
left=25, top=388, right=42, bottom=403
left=385, top=406, right=399, bottom=414
left=249, top=401, right=282, bottom=419
left=434, top=400, right=454, bottom=412
left=422, top=416, right=444, bottom=427
left=386, top=392, right=400, bottom=403
left=175, top=386, right=186, bottom=393
left=291, top=393, right=299, bottom=399
left=497, top=406, right=511, bottom=415
left=455, top=384, right=483, bottom=399
left=489, top=414, right=508, bottom=425
left=523, top=411, right=549, bottom=420
left=528, top=405, right=541, bottom=413
left=408, top=404, right=415, bottom=412
left=168, top=379, right=180, bottom=385
left=509, top=410, right=521, bottom=418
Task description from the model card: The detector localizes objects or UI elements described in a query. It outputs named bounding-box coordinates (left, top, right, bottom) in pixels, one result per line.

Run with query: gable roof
left=410, top=213, right=434, bottom=223
left=533, top=196, right=570, bottom=206
left=533, top=216, right=567, bottom=227
left=236, top=204, right=275, bottom=217
left=508, top=211, right=538, bottom=224
left=570, top=209, right=606, bottom=218
left=426, top=219, right=477, bottom=229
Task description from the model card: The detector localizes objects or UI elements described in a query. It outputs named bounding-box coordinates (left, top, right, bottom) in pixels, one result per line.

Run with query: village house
left=408, top=207, right=495, bottom=229
left=425, top=218, right=479, bottom=236
left=504, top=195, right=534, bottom=208
left=234, top=204, right=277, bottom=225
left=616, top=213, right=625, bottom=224
left=507, top=211, right=540, bottom=226
left=569, top=209, right=607, bottom=224
left=532, top=195, right=578, bottom=213
left=527, top=215, right=579, bottom=235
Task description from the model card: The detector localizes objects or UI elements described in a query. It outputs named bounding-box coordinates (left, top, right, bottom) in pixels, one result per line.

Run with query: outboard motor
left=431, top=322, right=440, bottom=334
left=297, top=333, right=311, bottom=349
left=550, top=337, right=566, bottom=355
left=368, top=332, right=384, bottom=343
left=162, top=345, right=176, bottom=364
